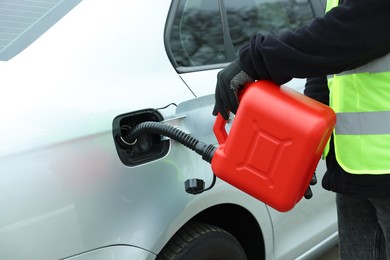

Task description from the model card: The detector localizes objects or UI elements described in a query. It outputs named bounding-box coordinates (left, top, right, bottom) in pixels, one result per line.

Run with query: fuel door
left=113, top=109, right=170, bottom=166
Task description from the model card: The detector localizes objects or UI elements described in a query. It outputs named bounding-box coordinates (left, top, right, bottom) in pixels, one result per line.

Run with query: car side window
left=225, top=0, right=315, bottom=55
left=168, top=0, right=315, bottom=69
left=169, top=0, right=225, bottom=67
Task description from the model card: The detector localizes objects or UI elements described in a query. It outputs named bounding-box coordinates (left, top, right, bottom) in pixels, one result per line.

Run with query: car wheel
left=156, top=221, right=247, bottom=260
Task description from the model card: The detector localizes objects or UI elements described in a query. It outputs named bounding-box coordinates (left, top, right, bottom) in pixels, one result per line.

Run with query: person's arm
left=239, top=0, right=390, bottom=85
left=214, top=0, right=390, bottom=119
left=304, top=77, right=329, bottom=105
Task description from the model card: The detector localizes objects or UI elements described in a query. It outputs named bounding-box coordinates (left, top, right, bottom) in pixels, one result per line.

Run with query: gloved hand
left=304, top=172, right=317, bottom=199
left=213, top=59, right=254, bottom=120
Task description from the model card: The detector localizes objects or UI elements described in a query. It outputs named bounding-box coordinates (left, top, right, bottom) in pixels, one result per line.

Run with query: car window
left=167, top=0, right=315, bottom=69
left=169, top=0, right=225, bottom=67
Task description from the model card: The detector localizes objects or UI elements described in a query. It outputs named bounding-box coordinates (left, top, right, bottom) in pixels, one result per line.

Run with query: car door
left=0, top=1, right=197, bottom=259
left=165, top=0, right=337, bottom=258
left=0, top=0, right=336, bottom=259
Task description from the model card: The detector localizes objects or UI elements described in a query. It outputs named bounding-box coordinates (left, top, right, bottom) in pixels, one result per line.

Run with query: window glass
left=226, top=0, right=315, bottom=54
left=169, top=0, right=315, bottom=68
left=170, top=0, right=225, bottom=67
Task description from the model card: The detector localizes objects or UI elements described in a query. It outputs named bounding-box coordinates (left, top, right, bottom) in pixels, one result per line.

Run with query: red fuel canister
left=211, top=80, right=336, bottom=212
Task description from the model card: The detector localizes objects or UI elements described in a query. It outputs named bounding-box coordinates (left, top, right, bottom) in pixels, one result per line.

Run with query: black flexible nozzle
left=119, top=121, right=216, bottom=163
left=118, top=121, right=217, bottom=195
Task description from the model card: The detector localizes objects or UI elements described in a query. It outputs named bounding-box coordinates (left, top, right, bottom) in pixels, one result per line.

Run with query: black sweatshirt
left=238, top=0, right=390, bottom=197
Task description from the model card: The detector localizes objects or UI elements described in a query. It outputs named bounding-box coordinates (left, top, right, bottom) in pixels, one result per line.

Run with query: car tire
left=156, top=220, right=247, bottom=260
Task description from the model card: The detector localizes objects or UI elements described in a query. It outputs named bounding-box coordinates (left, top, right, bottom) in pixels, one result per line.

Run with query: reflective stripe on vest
left=336, top=111, right=390, bottom=135
left=325, top=0, right=390, bottom=174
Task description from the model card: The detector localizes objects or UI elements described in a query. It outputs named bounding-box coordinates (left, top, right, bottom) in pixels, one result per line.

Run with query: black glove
left=304, top=172, right=317, bottom=199
left=213, top=59, right=254, bottom=120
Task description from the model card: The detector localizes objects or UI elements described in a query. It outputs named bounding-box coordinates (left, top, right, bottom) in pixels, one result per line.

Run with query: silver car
left=0, top=0, right=337, bottom=259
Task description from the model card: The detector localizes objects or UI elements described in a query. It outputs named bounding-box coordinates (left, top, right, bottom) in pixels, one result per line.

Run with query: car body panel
left=0, top=0, right=192, bottom=258
left=0, top=0, right=337, bottom=259
left=63, top=246, right=156, bottom=260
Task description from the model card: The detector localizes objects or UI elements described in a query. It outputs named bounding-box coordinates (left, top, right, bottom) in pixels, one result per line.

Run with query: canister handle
left=213, top=113, right=228, bottom=144
left=212, top=83, right=253, bottom=145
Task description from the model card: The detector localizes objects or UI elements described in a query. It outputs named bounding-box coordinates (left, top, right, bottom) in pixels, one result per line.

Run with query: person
left=213, top=0, right=390, bottom=259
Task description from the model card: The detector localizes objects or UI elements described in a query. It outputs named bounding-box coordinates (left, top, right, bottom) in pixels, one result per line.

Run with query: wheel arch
left=192, top=203, right=266, bottom=260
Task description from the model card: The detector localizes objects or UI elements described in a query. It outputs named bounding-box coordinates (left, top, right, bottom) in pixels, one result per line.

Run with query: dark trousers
left=337, top=193, right=390, bottom=259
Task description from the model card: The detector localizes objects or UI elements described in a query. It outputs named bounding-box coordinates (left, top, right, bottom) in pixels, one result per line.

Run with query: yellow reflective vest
left=326, top=0, right=390, bottom=174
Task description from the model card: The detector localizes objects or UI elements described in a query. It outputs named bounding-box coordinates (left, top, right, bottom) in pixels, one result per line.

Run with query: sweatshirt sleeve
left=304, top=77, right=329, bottom=105
left=238, top=0, right=390, bottom=85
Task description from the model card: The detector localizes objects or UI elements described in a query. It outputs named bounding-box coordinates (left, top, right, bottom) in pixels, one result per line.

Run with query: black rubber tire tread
left=156, top=221, right=247, bottom=260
